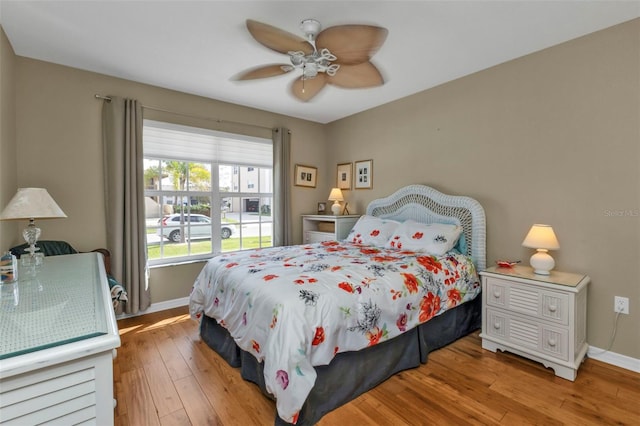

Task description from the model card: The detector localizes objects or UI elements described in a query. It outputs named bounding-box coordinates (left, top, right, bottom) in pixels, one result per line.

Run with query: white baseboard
left=588, top=346, right=640, bottom=373
left=116, top=296, right=189, bottom=320
left=118, top=297, right=640, bottom=374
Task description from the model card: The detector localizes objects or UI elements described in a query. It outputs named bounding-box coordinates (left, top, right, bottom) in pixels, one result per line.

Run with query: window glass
left=219, top=165, right=238, bottom=192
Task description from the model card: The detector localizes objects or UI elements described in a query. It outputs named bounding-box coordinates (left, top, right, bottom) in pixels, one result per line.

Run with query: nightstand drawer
left=485, top=308, right=569, bottom=361
left=485, top=277, right=569, bottom=325
left=304, top=231, right=334, bottom=243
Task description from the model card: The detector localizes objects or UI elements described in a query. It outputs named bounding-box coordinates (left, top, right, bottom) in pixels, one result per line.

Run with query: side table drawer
left=485, top=277, right=569, bottom=325
left=485, top=308, right=569, bottom=361
left=304, top=231, right=334, bottom=243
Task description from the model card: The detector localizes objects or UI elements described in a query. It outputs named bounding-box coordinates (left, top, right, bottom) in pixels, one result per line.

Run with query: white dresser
left=479, top=265, right=589, bottom=381
left=0, top=253, right=120, bottom=425
left=302, top=215, right=360, bottom=243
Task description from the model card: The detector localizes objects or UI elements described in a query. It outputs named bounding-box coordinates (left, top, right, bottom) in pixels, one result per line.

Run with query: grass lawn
left=148, top=236, right=272, bottom=260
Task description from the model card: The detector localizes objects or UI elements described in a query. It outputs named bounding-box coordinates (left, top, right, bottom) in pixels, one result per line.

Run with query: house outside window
left=143, top=120, right=273, bottom=265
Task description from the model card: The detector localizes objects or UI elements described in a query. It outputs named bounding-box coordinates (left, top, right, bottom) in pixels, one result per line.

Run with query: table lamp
left=0, top=188, right=67, bottom=256
left=328, top=188, right=344, bottom=215
left=522, top=224, right=560, bottom=275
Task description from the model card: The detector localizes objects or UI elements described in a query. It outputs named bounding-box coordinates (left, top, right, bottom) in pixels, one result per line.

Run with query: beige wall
left=0, top=27, right=17, bottom=248
left=11, top=55, right=327, bottom=304
left=325, top=19, right=640, bottom=358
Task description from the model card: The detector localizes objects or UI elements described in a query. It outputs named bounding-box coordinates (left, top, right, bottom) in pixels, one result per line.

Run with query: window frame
left=143, top=122, right=273, bottom=267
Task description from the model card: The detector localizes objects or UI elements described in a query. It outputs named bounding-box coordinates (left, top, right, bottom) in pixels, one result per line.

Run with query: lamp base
left=530, top=249, right=555, bottom=275
left=23, top=220, right=42, bottom=256
left=331, top=201, right=341, bottom=216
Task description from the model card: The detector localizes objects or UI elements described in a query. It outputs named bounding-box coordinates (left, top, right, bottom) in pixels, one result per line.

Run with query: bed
left=189, top=184, right=486, bottom=425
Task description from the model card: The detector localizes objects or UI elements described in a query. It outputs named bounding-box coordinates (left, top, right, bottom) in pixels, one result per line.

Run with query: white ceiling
left=1, top=1, right=638, bottom=124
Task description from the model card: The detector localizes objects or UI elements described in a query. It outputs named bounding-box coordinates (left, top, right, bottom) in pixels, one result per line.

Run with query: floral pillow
left=346, top=215, right=400, bottom=247
left=385, top=219, right=462, bottom=255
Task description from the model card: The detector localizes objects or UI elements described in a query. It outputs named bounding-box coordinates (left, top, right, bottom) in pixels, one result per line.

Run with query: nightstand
left=479, top=265, right=589, bottom=381
left=302, top=215, right=360, bottom=243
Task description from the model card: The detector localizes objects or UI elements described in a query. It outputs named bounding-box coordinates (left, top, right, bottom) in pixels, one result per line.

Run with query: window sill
left=148, top=258, right=209, bottom=269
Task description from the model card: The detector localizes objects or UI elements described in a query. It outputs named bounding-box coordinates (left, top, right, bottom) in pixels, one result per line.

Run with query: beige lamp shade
left=522, top=224, right=560, bottom=250
left=328, top=188, right=344, bottom=202
left=0, top=188, right=67, bottom=220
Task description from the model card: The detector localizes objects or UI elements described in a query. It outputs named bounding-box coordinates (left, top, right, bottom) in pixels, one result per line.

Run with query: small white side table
left=302, top=215, right=360, bottom=243
left=479, top=265, right=589, bottom=381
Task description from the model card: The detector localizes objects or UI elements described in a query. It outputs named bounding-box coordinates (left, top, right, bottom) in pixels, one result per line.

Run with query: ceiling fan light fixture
left=319, top=48, right=337, bottom=62
left=289, top=52, right=305, bottom=66
left=325, top=64, right=340, bottom=76
left=302, top=63, right=318, bottom=79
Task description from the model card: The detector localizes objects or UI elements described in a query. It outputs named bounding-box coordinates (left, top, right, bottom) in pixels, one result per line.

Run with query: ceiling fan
left=234, top=19, right=388, bottom=102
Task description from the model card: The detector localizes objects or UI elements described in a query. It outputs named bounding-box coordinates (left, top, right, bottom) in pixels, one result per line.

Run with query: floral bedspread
left=189, top=241, right=480, bottom=424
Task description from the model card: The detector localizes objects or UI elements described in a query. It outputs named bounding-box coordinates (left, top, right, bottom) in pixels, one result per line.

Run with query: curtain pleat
left=102, top=97, right=150, bottom=314
left=273, top=128, right=292, bottom=246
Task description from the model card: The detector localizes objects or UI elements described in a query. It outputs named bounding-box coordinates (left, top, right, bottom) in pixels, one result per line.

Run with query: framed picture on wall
left=294, top=164, right=317, bottom=188
left=336, top=162, right=352, bottom=190
left=354, top=159, right=373, bottom=189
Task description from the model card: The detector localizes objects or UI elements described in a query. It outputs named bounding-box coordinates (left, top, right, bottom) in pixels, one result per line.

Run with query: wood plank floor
left=114, top=306, right=639, bottom=425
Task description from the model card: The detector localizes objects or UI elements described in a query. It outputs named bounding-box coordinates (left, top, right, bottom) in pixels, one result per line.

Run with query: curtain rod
left=94, top=94, right=273, bottom=131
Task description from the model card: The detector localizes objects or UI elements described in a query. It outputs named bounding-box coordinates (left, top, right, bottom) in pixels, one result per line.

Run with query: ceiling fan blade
left=290, top=74, right=327, bottom=102
left=246, top=19, right=314, bottom=55
left=233, top=64, right=291, bottom=81
left=316, top=25, right=388, bottom=65
left=328, top=62, right=384, bottom=88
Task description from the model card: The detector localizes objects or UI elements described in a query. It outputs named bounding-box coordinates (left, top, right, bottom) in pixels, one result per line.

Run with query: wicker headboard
left=366, top=184, right=486, bottom=271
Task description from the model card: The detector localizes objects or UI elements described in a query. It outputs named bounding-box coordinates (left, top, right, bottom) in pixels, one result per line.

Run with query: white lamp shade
left=328, top=188, right=344, bottom=202
left=0, top=188, right=67, bottom=220
left=522, top=224, right=559, bottom=250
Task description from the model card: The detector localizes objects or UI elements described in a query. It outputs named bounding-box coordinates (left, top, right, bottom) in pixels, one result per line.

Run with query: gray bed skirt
left=200, top=296, right=481, bottom=425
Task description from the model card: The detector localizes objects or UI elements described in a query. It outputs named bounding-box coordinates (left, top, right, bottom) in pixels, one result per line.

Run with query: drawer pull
left=548, top=338, right=557, bottom=347
left=548, top=304, right=557, bottom=312
left=493, top=322, right=501, bottom=330
left=493, top=290, right=501, bottom=298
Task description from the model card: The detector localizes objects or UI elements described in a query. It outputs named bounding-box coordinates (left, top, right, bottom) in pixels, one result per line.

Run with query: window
left=143, top=120, right=273, bottom=265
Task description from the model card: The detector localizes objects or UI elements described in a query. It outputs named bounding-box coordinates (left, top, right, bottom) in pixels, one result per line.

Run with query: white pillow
left=346, top=215, right=400, bottom=247
left=385, top=220, right=462, bottom=255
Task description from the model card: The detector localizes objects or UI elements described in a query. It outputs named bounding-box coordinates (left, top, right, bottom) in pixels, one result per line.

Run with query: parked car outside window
left=156, top=213, right=233, bottom=242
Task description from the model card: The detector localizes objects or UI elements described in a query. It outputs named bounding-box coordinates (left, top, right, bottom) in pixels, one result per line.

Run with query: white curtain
left=102, top=96, right=150, bottom=314
left=273, top=127, right=292, bottom=246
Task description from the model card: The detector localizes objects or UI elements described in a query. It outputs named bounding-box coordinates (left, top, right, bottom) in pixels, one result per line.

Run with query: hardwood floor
left=114, top=307, right=639, bottom=425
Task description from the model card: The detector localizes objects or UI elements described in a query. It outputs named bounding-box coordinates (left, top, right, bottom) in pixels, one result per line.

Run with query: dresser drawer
left=485, top=308, right=569, bottom=361
left=485, top=277, right=569, bottom=325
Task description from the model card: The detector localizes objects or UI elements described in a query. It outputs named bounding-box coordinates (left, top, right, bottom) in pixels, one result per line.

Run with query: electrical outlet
left=614, top=296, right=629, bottom=314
